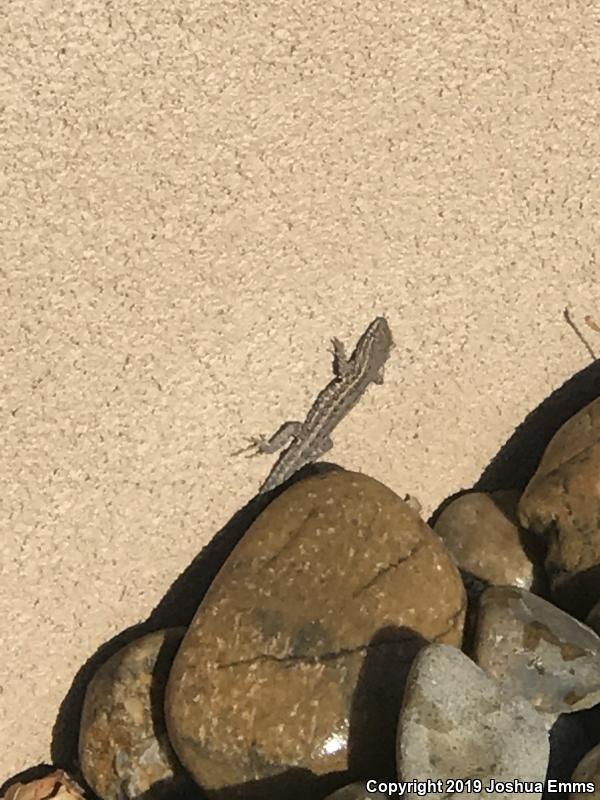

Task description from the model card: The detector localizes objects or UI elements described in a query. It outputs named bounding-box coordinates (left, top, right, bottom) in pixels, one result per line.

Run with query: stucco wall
left=2, top=0, right=599, bottom=781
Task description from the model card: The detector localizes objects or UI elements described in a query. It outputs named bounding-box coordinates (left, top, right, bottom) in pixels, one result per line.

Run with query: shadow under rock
left=428, top=358, right=600, bottom=533
left=192, top=767, right=349, bottom=800
left=472, top=358, right=600, bottom=495
left=347, top=625, right=427, bottom=781
left=50, top=462, right=337, bottom=779
left=0, top=765, right=60, bottom=799
left=543, top=707, right=600, bottom=800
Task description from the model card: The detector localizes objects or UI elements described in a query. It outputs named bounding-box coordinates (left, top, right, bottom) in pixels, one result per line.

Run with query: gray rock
left=79, top=628, right=192, bottom=800
left=397, top=643, right=549, bottom=799
left=472, top=586, right=600, bottom=718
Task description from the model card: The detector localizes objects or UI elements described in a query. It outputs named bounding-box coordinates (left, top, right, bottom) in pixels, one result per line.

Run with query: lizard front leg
left=241, top=421, right=304, bottom=456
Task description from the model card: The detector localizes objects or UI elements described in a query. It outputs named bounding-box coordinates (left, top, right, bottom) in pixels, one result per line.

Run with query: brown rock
left=79, top=628, right=192, bottom=800
left=518, top=396, right=600, bottom=617
left=1, top=771, right=86, bottom=800
left=570, top=743, right=600, bottom=798
left=472, top=586, right=600, bottom=718
left=434, top=490, right=543, bottom=591
left=165, top=469, right=466, bottom=799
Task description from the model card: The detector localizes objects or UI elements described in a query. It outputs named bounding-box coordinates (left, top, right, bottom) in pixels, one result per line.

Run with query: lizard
left=243, top=316, right=395, bottom=494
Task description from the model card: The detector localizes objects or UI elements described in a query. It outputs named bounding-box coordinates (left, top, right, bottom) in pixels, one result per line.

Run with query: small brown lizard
left=245, top=316, right=394, bottom=493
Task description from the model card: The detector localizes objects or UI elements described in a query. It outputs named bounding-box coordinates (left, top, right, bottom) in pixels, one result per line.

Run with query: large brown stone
left=165, top=469, right=466, bottom=799
left=518, top=396, right=600, bottom=617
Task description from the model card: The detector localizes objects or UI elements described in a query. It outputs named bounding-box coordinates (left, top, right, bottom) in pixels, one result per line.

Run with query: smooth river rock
left=434, top=490, right=543, bottom=592
left=518, top=396, right=600, bottom=617
left=79, top=628, right=191, bottom=800
left=397, top=643, right=550, bottom=799
left=165, top=469, right=466, bottom=799
left=471, top=586, right=600, bottom=719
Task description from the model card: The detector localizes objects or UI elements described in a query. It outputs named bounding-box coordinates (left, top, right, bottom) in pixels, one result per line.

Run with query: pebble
left=518, top=396, right=600, bottom=617
left=471, top=586, right=600, bottom=719
left=434, top=490, right=543, bottom=591
left=79, top=628, right=191, bottom=800
left=397, top=642, right=549, bottom=799
left=1, top=771, right=86, bottom=800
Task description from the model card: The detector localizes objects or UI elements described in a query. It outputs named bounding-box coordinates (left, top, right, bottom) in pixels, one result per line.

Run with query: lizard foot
left=231, top=436, right=268, bottom=458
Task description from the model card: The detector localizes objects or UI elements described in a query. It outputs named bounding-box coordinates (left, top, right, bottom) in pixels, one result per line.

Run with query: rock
left=570, top=743, right=600, bottom=798
left=79, top=628, right=192, bottom=800
left=324, top=783, right=387, bottom=799
left=165, top=470, right=466, bottom=799
left=434, top=490, right=543, bottom=592
left=471, top=586, right=600, bottom=719
left=1, top=771, right=86, bottom=800
left=518, top=396, right=600, bottom=617
left=397, top=643, right=549, bottom=799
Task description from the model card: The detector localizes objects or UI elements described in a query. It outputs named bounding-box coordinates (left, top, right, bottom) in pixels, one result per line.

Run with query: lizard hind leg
left=232, top=421, right=304, bottom=458
left=248, top=421, right=303, bottom=455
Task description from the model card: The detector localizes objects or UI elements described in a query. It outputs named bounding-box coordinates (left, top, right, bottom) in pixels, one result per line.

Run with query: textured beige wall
left=2, top=0, right=600, bottom=782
